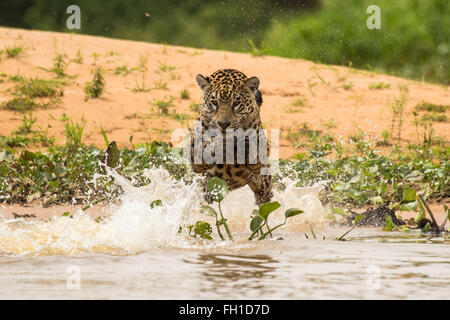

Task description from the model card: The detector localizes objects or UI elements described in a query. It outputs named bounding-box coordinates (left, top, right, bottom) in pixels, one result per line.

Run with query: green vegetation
left=413, top=102, right=449, bottom=124
left=153, top=79, right=168, bottom=90
left=369, top=82, right=391, bottom=90
left=132, top=53, right=150, bottom=92
left=114, top=65, right=137, bottom=76
left=248, top=202, right=303, bottom=240
left=0, top=129, right=188, bottom=204
left=11, top=77, right=64, bottom=98
left=157, top=62, right=176, bottom=73
left=153, top=96, right=175, bottom=115
left=415, top=102, right=448, bottom=113
left=1, top=97, right=49, bottom=112
left=84, top=67, right=105, bottom=99
left=0, top=116, right=446, bottom=211
left=1, top=76, right=63, bottom=112
left=189, top=102, right=201, bottom=113
left=3, top=0, right=447, bottom=84
left=169, top=112, right=191, bottom=126
left=0, top=112, right=54, bottom=149
left=389, top=94, right=408, bottom=141
left=194, top=177, right=303, bottom=241
left=281, top=130, right=448, bottom=208
left=180, top=88, right=190, bottom=100
left=72, top=49, right=84, bottom=64
left=421, top=114, right=447, bottom=123
left=0, top=112, right=447, bottom=238
left=64, top=120, right=85, bottom=151
left=292, top=98, right=305, bottom=107
left=342, top=83, right=353, bottom=90
left=50, top=54, right=69, bottom=77
left=4, top=44, right=25, bottom=58
left=264, top=0, right=449, bottom=84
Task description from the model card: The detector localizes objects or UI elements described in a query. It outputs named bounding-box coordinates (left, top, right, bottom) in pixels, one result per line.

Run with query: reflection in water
left=184, top=254, right=279, bottom=296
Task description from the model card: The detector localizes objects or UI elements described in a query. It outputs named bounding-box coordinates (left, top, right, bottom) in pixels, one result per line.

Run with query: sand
left=0, top=27, right=448, bottom=158
left=0, top=27, right=448, bottom=221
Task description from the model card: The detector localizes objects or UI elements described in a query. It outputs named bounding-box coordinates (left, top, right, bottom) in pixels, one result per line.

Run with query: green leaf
left=20, top=150, right=36, bottom=161
left=106, top=141, right=120, bottom=168
left=62, top=211, right=73, bottom=218
left=368, top=165, right=378, bottom=175
left=250, top=215, right=264, bottom=232
left=402, top=187, right=416, bottom=202
left=193, top=221, right=213, bottom=240
left=382, top=215, right=395, bottom=231
left=377, top=182, right=388, bottom=195
left=285, top=208, right=304, bottom=219
left=206, top=177, right=229, bottom=202
left=414, top=210, right=426, bottom=224
left=352, top=214, right=366, bottom=225
left=259, top=201, right=281, bottom=220
left=200, top=205, right=217, bottom=217
left=399, top=200, right=417, bottom=211
left=422, top=222, right=431, bottom=232
left=150, top=199, right=162, bottom=209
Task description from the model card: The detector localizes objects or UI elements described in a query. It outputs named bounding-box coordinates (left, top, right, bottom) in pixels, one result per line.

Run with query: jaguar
left=190, top=69, right=272, bottom=205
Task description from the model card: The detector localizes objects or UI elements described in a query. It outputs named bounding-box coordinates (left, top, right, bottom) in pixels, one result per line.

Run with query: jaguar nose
left=218, top=121, right=231, bottom=130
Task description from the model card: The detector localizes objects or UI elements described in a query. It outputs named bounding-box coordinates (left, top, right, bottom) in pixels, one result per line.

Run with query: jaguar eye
left=209, top=101, right=219, bottom=111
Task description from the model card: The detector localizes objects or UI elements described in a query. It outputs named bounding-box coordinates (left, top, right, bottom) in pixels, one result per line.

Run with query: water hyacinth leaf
left=206, top=177, right=229, bottom=202
left=62, top=211, right=73, bottom=218
left=402, top=187, right=416, bottom=202
left=422, top=222, right=431, bottom=232
left=369, top=196, right=383, bottom=206
left=352, top=214, right=366, bottom=225
left=150, top=199, right=162, bottom=209
left=377, top=182, right=388, bottom=195
left=250, top=215, right=264, bottom=232
left=200, top=205, right=217, bottom=217
left=414, top=210, right=426, bottom=224
left=383, top=215, right=395, bottom=231
left=368, top=165, right=378, bottom=175
left=106, top=141, right=120, bottom=168
left=285, top=208, right=304, bottom=219
left=398, top=225, right=411, bottom=233
left=259, top=201, right=281, bottom=220
left=20, top=150, right=36, bottom=161
left=441, top=205, right=449, bottom=230
left=399, top=200, right=417, bottom=212
left=194, top=221, right=213, bottom=240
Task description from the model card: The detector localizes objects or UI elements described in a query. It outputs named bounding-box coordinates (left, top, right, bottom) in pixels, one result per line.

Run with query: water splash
left=0, top=166, right=328, bottom=256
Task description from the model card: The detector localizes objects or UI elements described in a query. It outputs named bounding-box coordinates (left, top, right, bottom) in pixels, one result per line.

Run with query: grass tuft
left=85, top=67, right=105, bottom=99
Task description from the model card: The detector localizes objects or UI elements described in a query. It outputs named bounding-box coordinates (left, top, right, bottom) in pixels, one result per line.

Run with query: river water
left=1, top=168, right=449, bottom=299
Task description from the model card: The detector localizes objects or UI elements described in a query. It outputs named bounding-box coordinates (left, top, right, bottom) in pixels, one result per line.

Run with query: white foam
left=0, top=165, right=328, bottom=256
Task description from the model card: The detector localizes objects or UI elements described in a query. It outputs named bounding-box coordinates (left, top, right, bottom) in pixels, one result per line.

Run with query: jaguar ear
left=196, top=74, right=210, bottom=91
left=245, top=76, right=260, bottom=92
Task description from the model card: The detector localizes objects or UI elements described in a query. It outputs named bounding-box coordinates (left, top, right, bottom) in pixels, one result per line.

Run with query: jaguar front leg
left=248, top=172, right=273, bottom=205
